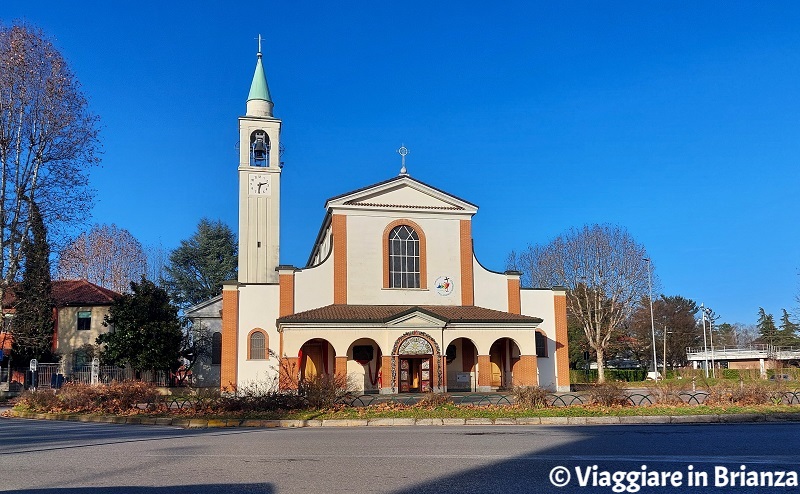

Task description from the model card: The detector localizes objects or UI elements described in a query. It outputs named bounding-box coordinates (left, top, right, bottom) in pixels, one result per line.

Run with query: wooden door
left=399, top=359, right=410, bottom=392
left=303, top=345, right=323, bottom=380
left=420, top=358, right=431, bottom=392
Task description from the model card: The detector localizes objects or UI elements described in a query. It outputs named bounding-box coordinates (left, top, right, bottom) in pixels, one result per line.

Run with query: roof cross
left=397, top=145, right=409, bottom=175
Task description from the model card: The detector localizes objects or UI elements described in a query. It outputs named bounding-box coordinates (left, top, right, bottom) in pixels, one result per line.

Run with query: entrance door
left=303, top=344, right=324, bottom=380
left=399, top=357, right=431, bottom=392
left=489, top=341, right=505, bottom=388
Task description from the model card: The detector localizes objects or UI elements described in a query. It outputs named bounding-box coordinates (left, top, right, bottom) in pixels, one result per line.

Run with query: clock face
left=248, top=173, right=271, bottom=196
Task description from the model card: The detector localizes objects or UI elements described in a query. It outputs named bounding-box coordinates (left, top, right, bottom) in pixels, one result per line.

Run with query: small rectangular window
left=535, top=331, right=548, bottom=358
left=77, top=311, right=92, bottom=331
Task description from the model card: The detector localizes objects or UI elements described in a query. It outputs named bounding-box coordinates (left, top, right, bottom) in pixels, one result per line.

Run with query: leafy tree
left=778, top=309, right=800, bottom=347
left=715, top=323, right=738, bottom=347
left=756, top=308, right=779, bottom=347
left=57, top=224, right=147, bottom=293
left=715, top=322, right=758, bottom=347
left=628, top=295, right=701, bottom=369
left=509, top=224, right=651, bottom=383
left=165, top=218, right=237, bottom=308
left=0, top=24, right=100, bottom=307
left=96, top=278, right=182, bottom=373
left=10, top=201, right=56, bottom=363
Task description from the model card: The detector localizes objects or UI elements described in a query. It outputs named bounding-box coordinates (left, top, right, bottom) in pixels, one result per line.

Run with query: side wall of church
left=294, top=255, right=334, bottom=313
left=521, top=289, right=560, bottom=390
left=237, top=284, right=281, bottom=386
left=472, top=259, right=509, bottom=312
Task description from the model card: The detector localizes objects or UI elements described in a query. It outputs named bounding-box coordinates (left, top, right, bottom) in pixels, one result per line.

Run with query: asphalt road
left=1, top=417, right=799, bottom=493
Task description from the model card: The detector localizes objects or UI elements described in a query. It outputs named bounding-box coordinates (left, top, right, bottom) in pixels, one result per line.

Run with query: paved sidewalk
left=7, top=409, right=800, bottom=429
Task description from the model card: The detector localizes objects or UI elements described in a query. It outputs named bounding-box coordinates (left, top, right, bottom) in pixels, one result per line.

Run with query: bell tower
left=238, top=37, right=282, bottom=284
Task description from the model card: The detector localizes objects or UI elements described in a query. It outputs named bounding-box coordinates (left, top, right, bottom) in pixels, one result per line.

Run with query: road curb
left=6, top=409, right=800, bottom=429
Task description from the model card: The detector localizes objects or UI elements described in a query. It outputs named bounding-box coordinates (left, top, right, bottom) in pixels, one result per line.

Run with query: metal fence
left=9, top=363, right=170, bottom=389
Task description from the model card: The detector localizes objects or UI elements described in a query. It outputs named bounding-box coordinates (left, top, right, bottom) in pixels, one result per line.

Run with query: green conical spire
left=247, top=52, right=272, bottom=103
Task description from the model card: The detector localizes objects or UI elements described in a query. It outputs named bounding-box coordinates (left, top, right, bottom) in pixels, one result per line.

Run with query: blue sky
left=4, top=2, right=799, bottom=325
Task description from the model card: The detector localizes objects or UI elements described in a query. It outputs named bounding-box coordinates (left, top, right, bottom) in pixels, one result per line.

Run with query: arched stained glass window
left=389, top=225, right=420, bottom=288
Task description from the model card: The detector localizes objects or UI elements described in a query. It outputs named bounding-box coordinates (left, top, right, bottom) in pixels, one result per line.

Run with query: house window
left=535, top=331, right=548, bottom=358
left=77, top=311, right=92, bottom=331
left=389, top=225, right=420, bottom=288
left=248, top=330, right=267, bottom=360
left=211, top=332, right=222, bottom=365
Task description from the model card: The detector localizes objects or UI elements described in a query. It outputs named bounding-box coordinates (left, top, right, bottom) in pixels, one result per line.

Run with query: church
left=216, top=46, right=570, bottom=394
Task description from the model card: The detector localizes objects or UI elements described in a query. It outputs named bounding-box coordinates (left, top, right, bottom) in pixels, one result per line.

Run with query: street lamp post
left=662, top=325, right=672, bottom=380
left=701, top=303, right=709, bottom=378
left=702, top=305, right=715, bottom=378
left=644, top=258, right=658, bottom=379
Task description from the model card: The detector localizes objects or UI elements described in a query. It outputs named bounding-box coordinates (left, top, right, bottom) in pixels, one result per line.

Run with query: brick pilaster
left=381, top=355, right=393, bottom=392
left=553, top=288, right=570, bottom=391
left=280, top=357, right=299, bottom=390
left=220, top=283, right=239, bottom=392
left=335, top=356, right=348, bottom=380
left=477, top=355, right=491, bottom=388
left=460, top=220, right=474, bottom=306
left=512, top=355, right=538, bottom=386
left=505, top=270, right=522, bottom=315
left=332, top=214, right=347, bottom=304
left=277, top=266, right=297, bottom=317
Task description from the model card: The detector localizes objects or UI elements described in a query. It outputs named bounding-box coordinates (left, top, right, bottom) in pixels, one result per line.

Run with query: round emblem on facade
left=434, top=276, right=454, bottom=296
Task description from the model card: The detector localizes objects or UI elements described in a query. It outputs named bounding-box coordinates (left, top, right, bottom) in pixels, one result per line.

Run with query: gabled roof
left=185, top=294, right=223, bottom=318
left=3, top=279, right=120, bottom=309
left=51, top=280, right=120, bottom=306
left=277, top=304, right=542, bottom=325
left=324, top=175, right=478, bottom=212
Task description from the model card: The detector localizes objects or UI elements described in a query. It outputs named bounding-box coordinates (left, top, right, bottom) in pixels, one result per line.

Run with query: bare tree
left=510, top=224, right=651, bottom=383
left=57, top=224, right=147, bottom=293
left=145, top=241, right=169, bottom=285
left=0, top=24, right=99, bottom=304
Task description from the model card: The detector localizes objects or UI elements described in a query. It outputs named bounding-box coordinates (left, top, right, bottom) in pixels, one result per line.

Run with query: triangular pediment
left=186, top=294, right=223, bottom=318
left=325, top=176, right=478, bottom=213
left=387, top=311, right=447, bottom=328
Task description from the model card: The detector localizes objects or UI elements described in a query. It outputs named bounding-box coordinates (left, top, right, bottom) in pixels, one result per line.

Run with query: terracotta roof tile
left=52, top=280, right=120, bottom=306
left=278, top=304, right=542, bottom=324
left=4, top=280, right=120, bottom=308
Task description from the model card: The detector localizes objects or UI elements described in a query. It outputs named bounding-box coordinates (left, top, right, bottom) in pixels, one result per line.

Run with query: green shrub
left=570, top=369, right=647, bottom=383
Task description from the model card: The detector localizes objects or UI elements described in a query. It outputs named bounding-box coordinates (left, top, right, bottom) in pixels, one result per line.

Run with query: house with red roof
left=0, top=280, right=120, bottom=369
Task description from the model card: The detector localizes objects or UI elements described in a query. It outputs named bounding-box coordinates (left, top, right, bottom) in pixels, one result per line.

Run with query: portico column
left=380, top=355, right=393, bottom=394
left=441, top=355, right=448, bottom=392
left=512, top=355, right=538, bottom=386
left=477, top=355, right=492, bottom=392
left=335, top=356, right=348, bottom=381
left=279, top=357, right=298, bottom=390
